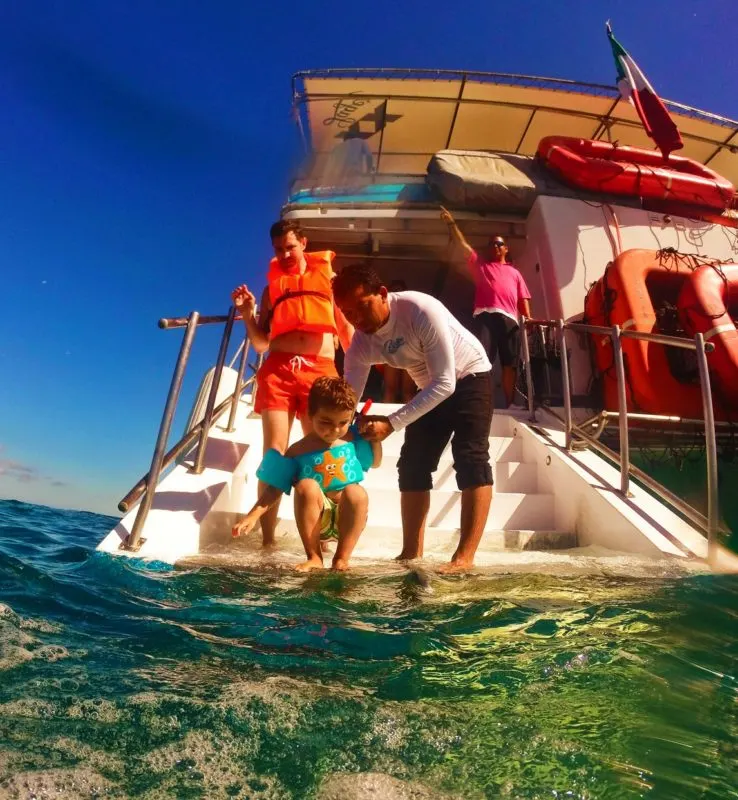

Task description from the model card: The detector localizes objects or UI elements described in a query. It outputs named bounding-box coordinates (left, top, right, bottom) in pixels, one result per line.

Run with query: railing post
left=124, top=311, right=200, bottom=551
left=558, top=319, right=573, bottom=450
left=695, top=332, right=719, bottom=564
left=519, top=317, right=536, bottom=421
left=191, top=306, right=237, bottom=474
left=540, top=326, right=553, bottom=400
left=225, top=338, right=251, bottom=433
left=611, top=325, right=630, bottom=496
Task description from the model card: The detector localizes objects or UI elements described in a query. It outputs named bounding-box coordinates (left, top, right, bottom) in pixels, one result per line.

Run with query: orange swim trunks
left=254, top=352, right=338, bottom=417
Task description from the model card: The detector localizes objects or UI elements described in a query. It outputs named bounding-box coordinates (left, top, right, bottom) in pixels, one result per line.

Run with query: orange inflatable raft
left=678, top=263, right=738, bottom=401
left=584, top=249, right=737, bottom=418
left=538, top=136, right=735, bottom=211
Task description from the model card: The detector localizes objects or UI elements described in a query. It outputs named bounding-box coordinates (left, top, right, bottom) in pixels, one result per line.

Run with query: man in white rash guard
left=332, top=264, right=494, bottom=571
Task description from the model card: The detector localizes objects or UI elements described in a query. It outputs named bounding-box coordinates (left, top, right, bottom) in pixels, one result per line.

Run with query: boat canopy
left=292, top=68, right=738, bottom=187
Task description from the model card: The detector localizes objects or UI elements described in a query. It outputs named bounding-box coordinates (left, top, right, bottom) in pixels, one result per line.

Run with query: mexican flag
left=607, top=23, right=683, bottom=159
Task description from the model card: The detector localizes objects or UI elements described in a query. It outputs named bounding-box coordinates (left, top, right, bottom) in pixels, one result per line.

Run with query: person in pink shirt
left=441, top=207, right=531, bottom=407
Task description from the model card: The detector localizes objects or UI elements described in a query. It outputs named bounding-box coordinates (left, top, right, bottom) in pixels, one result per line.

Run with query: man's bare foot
left=395, top=551, right=421, bottom=562
left=437, top=558, right=474, bottom=574
left=331, top=558, right=350, bottom=571
left=295, top=556, right=324, bottom=572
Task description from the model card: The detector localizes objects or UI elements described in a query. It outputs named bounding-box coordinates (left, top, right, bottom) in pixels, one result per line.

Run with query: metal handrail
left=597, top=410, right=735, bottom=429
left=123, top=312, right=200, bottom=550
left=226, top=339, right=251, bottom=433
left=118, top=377, right=256, bottom=514
left=159, top=313, right=243, bottom=330
left=525, top=318, right=717, bottom=351
left=520, top=317, right=721, bottom=561
left=695, top=333, right=720, bottom=562
left=542, top=405, right=715, bottom=535
left=120, top=310, right=257, bottom=546
left=191, top=307, right=237, bottom=474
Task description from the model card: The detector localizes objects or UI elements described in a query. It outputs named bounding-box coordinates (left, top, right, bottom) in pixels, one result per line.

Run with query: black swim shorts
left=397, top=371, right=494, bottom=492
left=473, top=312, right=520, bottom=367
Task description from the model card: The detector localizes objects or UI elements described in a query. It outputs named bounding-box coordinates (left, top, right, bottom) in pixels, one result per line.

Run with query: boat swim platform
left=97, top=397, right=738, bottom=576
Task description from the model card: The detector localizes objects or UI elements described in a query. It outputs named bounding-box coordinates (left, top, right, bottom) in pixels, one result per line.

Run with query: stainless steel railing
left=519, top=317, right=721, bottom=562
left=120, top=310, right=260, bottom=551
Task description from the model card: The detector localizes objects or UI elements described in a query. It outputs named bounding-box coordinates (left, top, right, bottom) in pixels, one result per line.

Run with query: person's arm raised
left=440, top=206, right=475, bottom=260
left=231, top=284, right=271, bottom=354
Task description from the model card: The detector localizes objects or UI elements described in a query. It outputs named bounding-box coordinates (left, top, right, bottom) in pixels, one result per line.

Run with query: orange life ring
left=538, top=136, right=735, bottom=211
left=267, top=251, right=337, bottom=339
left=584, top=249, right=733, bottom=419
left=678, top=263, right=738, bottom=400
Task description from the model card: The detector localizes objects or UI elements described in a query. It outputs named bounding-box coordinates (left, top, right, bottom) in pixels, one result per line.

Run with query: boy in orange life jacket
left=231, top=220, right=354, bottom=548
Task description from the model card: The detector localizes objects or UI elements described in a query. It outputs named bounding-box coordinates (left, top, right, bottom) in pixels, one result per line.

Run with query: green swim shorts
left=320, top=494, right=339, bottom=541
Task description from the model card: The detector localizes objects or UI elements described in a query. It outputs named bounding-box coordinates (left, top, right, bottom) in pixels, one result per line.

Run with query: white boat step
left=350, top=527, right=576, bottom=555
left=379, top=434, right=524, bottom=461
left=275, top=489, right=555, bottom=532
left=199, top=517, right=574, bottom=557
left=217, top=523, right=575, bottom=559
left=353, top=527, right=576, bottom=555
left=363, top=459, right=538, bottom=493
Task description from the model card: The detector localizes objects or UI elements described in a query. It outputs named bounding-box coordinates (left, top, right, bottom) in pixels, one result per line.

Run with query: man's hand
left=231, top=284, right=257, bottom=318
left=358, top=415, right=394, bottom=442
left=440, top=206, right=455, bottom=225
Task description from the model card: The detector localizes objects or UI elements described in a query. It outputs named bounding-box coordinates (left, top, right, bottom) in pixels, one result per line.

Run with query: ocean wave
left=1, top=498, right=737, bottom=799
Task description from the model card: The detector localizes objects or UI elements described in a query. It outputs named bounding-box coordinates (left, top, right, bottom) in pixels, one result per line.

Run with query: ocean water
left=630, top=452, right=738, bottom=552
left=0, top=499, right=737, bottom=800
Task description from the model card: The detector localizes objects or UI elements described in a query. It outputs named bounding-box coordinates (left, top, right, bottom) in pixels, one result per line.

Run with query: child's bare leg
left=332, top=484, right=368, bottom=571
left=293, top=478, right=325, bottom=571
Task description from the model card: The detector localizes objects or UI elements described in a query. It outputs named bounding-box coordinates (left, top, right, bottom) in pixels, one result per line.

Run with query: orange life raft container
left=678, top=263, right=738, bottom=401
left=584, top=249, right=735, bottom=418
left=538, top=136, right=735, bottom=211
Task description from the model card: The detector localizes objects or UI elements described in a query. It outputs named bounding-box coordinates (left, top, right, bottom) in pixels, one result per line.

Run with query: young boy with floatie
left=232, top=377, right=381, bottom=571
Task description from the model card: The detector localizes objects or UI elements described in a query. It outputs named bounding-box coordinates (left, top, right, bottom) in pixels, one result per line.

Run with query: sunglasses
left=491, top=240, right=506, bottom=247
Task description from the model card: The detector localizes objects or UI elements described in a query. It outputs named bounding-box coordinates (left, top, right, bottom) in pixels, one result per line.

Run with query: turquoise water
left=630, top=453, right=738, bottom=552
left=1, top=499, right=737, bottom=799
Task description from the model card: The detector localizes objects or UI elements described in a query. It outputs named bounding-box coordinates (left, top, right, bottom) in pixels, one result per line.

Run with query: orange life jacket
left=266, top=251, right=337, bottom=340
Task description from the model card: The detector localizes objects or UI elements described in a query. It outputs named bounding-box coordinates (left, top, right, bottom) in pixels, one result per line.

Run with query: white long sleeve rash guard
left=343, top=291, right=491, bottom=431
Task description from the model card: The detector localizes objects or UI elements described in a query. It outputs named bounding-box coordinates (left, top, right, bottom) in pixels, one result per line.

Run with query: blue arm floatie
left=349, top=424, right=374, bottom=471
left=256, top=449, right=298, bottom=495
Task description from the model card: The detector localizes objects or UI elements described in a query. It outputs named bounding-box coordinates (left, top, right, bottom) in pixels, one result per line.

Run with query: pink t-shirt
left=469, top=251, right=531, bottom=322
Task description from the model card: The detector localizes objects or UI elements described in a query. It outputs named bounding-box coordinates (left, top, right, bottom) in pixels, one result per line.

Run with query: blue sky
left=1, top=0, right=736, bottom=515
